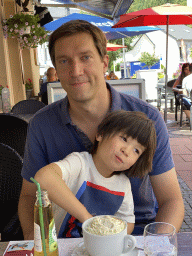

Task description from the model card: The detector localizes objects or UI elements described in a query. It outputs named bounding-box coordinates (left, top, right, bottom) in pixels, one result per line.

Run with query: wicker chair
left=0, top=143, right=24, bottom=241
left=0, top=113, right=28, bottom=158
left=11, top=99, right=46, bottom=114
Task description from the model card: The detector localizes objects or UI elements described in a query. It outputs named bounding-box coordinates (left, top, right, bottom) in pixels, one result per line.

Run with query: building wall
left=125, top=35, right=155, bottom=63
left=147, top=30, right=180, bottom=79
left=125, top=30, right=180, bottom=79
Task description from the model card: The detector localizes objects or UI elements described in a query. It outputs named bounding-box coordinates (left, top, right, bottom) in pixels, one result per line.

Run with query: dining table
left=1, top=232, right=192, bottom=255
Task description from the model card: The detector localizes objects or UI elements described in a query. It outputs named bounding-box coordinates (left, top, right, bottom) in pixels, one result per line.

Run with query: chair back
left=11, top=99, right=46, bottom=114
left=0, top=113, right=28, bottom=158
left=167, top=79, right=176, bottom=88
left=0, top=143, right=24, bottom=241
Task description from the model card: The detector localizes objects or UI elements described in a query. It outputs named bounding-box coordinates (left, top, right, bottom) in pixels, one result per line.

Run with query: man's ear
left=103, top=55, right=109, bottom=73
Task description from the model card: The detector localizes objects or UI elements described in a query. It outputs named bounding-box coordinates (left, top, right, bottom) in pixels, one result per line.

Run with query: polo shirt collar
left=61, top=82, right=122, bottom=124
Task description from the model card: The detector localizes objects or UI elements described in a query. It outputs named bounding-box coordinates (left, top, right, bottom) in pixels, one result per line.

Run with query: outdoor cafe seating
left=0, top=143, right=24, bottom=242
left=0, top=113, right=28, bottom=158
left=157, top=78, right=176, bottom=112
left=175, top=88, right=192, bottom=130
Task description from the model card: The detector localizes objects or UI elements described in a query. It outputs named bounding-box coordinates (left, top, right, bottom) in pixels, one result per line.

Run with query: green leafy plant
left=139, top=52, right=159, bottom=69
left=3, top=13, right=49, bottom=49
left=158, top=72, right=165, bottom=79
left=25, top=78, right=33, bottom=90
left=115, top=63, right=120, bottom=71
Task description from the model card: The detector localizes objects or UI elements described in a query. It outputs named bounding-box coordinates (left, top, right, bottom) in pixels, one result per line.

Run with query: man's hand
left=18, top=179, right=37, bottom=240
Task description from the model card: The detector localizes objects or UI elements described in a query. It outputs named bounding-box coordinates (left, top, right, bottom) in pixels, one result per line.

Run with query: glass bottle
left=34, top=189, right=59, bottom=256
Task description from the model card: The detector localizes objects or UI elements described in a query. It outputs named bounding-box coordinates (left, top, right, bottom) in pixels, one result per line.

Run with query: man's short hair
left=46, top=67, right=56, bottom=78
left=48, top=20, right=107, bottom=67
left=92, top=110, right=157, bottom=178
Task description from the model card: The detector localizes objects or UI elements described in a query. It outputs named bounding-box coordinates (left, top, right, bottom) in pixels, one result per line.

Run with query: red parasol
left=107, top=42, right=127, bottom=51
left=113, top=3, right=192, bottom=122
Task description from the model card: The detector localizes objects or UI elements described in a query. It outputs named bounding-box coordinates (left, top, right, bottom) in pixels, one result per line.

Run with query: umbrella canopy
left=41, top=0, right=133, bottom=20
left=44, top=13, right=161, bottom=40
left=113, top=3, right=192, bottom=122
left=106, top=43, right=127, bottom=51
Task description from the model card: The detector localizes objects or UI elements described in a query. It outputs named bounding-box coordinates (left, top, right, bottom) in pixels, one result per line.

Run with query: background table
left=1, top=232, right=192, bottom=255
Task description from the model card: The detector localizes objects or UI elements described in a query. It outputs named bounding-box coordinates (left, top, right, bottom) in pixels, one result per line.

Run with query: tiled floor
left=160, top=109, right=192, bottom=232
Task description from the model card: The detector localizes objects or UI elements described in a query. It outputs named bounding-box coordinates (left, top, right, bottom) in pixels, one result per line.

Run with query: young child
left=34, top=110, right=156, bottom=238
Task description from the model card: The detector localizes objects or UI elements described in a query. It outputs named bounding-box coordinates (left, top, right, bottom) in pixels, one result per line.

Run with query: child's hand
left=82, top=212, right=93, bottom=223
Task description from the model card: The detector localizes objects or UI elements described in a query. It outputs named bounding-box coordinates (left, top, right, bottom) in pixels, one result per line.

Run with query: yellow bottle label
left=34, top=223, right=42, bottom=252
left=49, top=219, right=58, bottom=252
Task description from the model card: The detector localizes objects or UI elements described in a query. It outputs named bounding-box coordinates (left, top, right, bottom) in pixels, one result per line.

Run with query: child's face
left=93, top=133, right=146, bottom=178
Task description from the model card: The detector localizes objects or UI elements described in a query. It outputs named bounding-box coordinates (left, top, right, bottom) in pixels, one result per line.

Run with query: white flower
left=3, top=19, right=7, bottom=23
left=10, top=28, right=13, bottom=32
left=32, top=25, right=35, bottom=29
left=24, top=37, right=27, bottom=41
left=14, top=24, right=18, bottom=28
left=10, top=15, right=13, bottom=18
left=19, top=31, right=24, bottom=35
left=37, top=24, right=40, bottom=28
left=14, top=29, right=19, bottom=33
left=25, top=22, right=28, bottom=26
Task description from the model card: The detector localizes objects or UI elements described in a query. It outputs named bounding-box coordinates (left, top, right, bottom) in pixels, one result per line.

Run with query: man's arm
left=18, top=179, right=37, bottom=240
left=150, top=167, right=184, bottom=232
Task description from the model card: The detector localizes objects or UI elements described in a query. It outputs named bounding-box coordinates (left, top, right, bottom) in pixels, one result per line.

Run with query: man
left=106, top=70, right=119, bottom=80
left=18, top=20, right=184, bottom=239
left=38, top=67, right=59, bottom=104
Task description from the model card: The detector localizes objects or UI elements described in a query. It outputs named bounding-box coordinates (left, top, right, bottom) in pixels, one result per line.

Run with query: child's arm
left=127, top=222, right=134, bottom=234
left=34, top=163, right=92, bottom=223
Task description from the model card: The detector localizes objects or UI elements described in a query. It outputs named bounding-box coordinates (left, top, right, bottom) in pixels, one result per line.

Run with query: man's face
left=54, top=32, right=109, bottom=103
left=184, top=66, right=190, bottom=76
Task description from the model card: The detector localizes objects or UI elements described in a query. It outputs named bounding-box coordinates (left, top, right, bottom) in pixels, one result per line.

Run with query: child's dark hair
left=92, top=110, right=156, bottom=178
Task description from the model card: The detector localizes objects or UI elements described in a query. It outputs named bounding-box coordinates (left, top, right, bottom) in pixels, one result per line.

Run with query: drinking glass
left=143, top=222, right=177, bottom=256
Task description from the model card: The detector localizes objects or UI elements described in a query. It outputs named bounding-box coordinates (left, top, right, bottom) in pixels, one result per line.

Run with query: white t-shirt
left=182, top=73, right=192, bottom=96
left=52, top=152, right=135, bottom=237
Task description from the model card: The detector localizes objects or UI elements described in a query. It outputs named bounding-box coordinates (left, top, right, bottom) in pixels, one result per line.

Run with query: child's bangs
left=122, top=119, right=152, bottom=147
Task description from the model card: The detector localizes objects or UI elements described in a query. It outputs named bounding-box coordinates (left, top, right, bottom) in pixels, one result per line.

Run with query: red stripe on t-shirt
left=87, top=181, right=125, bottom=196
left=66, top=216, right=76, bottom=238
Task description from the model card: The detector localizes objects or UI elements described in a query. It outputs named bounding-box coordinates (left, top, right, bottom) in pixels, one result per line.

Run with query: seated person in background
left=179, top=63, right=192, bottom=120
left=38, top=67, right=59, bottom=105
left=172, top=63, right=190, bottom=90
left=106, top=70, right=119, bottom=80
left=35, top=110, right=156, bottom=237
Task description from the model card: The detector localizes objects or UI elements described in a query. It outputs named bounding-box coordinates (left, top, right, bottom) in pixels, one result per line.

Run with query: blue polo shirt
left=22, top=83, right=174, bottom=234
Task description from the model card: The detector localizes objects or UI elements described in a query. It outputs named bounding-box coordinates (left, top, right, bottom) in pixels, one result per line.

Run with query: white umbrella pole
left=122, top=38, right=127, bottom=78
left=164, top=15, right=169, bottom=123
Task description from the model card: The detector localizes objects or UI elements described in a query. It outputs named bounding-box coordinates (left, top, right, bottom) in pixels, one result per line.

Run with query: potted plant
left=139, top=52, right=159, bottom=69
left=3, top=13, right=49, bottom=49
left=25, top=78, right=33, bottom=99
